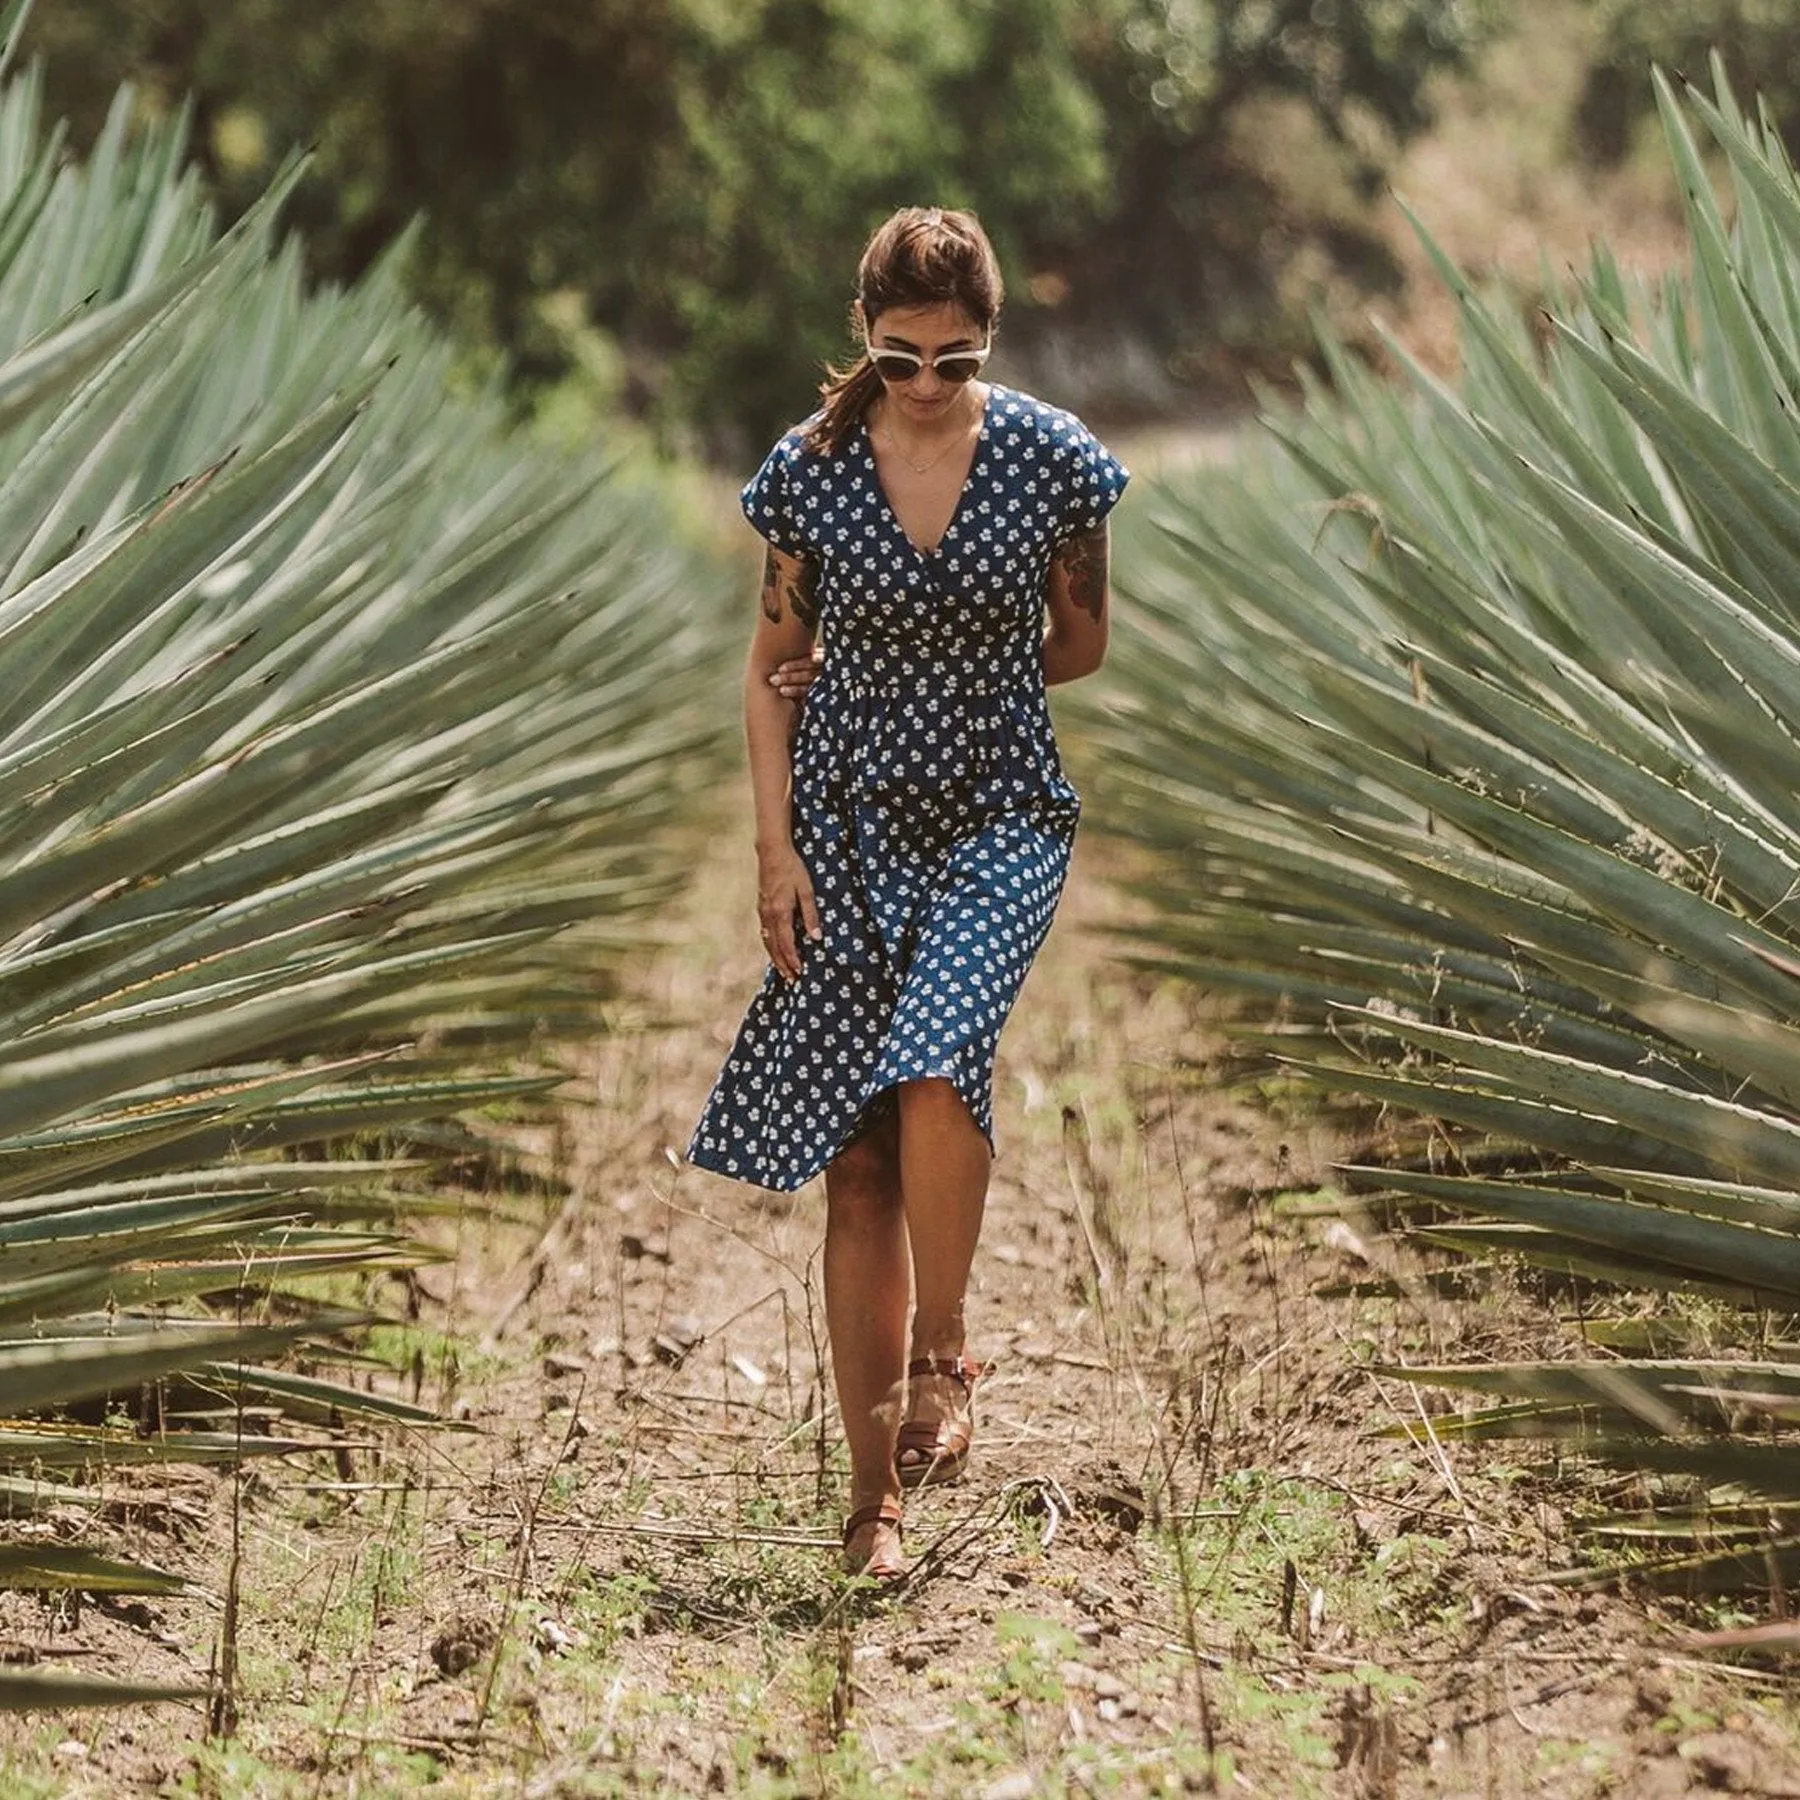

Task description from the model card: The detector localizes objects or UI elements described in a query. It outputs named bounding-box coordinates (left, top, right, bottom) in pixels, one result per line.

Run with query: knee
left=896, top=1077, right=968, bottom=1126
left=826, top=1124, right=901, bottom=1224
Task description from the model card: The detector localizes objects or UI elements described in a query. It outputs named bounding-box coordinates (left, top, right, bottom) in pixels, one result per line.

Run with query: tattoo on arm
left=760, top=549, right=783, bottom=623
left=788, top=554, right=821, bottom=631
left=1057, top=525, right=1109, bottom=625
left=760, top=549, right=822, bottom=631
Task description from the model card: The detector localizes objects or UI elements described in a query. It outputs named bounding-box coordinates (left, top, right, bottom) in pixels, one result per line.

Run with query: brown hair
left=803, top=206, right=1004, bottom=456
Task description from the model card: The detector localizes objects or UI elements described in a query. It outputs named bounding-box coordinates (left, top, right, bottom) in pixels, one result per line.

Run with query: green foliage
left=637, top=0, right=1113, bottom=452
left=1101, top=0, right=1498, bottom=156
left=1054, top=0, right=1501, bottom=371
left=16, top=0, right=1496, bottom=454
left=1085, top=63, right=1800, bottom=1589
left=1578, top=0, right=1800, bottom=164
left=0, top=0, right=735, bottom=1705
left=17, top=0, right=1113, bottom=455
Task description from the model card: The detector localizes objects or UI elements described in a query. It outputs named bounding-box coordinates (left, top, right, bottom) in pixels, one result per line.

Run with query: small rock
left=1322, top=1218, right=1374, bottom=1263
left=1073, top=1618, right=1104, bottom=1648
left=1307, top=1587, right=1328, bottom=1640
left=982, top=1774, right=1035, bottom=1800
left=536, top=1616, right=582, bottom=1654
left=1678, top=1732, right=1759, bottom=1791
left=1059, top=1661, right=1097, bottom=1691
left=1630, top=1666, right=1675, bottom=1725
left=990, top=1242, right=1024, bottom=1265
left=1087, top=1473, right=1147, bottom=1534
left=543, top=1352, right=588, bottom=1379
left=1093, top=1671, right=1126, bottom=1701
left=430, top=1614, right=498, bottom=1677
left=1630, top=1761, right=1695, bottom=1800
left=652, top=1315, right=705, bottom=1366
left=1097, top=1697, right=1121, bottom=1723
left=52, top=1742, right=87, bottom=1763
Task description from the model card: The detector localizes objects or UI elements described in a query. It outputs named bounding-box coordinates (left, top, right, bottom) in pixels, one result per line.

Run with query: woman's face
left=866, top=301, right=989, bottom=426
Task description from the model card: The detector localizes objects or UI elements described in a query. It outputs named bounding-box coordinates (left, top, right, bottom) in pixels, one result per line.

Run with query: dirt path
left=11, top=818, right=1800, bottom=1798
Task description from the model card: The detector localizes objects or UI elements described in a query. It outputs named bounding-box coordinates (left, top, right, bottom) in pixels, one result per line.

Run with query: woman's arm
left=745, top=546, right=823, bottom=981
left=1042, top=522, right=1111, bottom=685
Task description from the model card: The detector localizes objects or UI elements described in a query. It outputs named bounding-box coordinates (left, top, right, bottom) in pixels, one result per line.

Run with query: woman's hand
left=757, top=841, right=823, bottom=982
left=766, top=645, right=823, bottom=702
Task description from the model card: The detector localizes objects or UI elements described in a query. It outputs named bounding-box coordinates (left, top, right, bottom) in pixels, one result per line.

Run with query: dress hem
left=685, top=1061, right=996, bottom=1195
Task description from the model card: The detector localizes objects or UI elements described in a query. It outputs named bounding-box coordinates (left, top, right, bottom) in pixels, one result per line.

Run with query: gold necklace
left=878, top=405, right=979, bottom=475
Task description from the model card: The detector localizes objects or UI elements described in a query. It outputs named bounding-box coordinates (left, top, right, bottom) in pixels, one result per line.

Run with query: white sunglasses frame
left=864, top=337, right=993, bottom=383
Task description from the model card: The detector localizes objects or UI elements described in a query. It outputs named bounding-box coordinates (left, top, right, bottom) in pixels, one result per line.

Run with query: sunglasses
left=865, top=338, right=992, bottom=385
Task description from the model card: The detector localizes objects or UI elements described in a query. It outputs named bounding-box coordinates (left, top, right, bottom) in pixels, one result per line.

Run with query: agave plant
left=1089, top=62, right=1800, bottom=1589
left=0, top=0, right=734, bottom=1702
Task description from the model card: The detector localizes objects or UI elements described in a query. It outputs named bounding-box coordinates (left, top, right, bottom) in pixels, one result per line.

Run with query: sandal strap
left=843, top=1500, right=904, bottom=1543
left=898, top=1417, right=971, bottom=1459
left=906, top=1354, right=992, bottom=1389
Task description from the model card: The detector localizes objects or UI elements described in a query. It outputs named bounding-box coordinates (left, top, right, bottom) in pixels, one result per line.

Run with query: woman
left=687, top=206, right=1127, bottom=1580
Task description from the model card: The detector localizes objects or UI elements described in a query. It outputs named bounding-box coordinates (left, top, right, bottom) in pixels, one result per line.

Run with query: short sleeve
left=1054, top=421, right=1129, bottom=546
left=739, top=434, right=810, bottom=557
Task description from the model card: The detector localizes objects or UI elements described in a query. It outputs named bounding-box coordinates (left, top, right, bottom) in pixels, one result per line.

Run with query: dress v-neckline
left=864, top=386, right=995, bottom=559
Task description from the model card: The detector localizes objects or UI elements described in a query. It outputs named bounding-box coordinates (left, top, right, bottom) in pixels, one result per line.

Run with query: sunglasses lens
left=934, top=355, right=983, bottom=384
left=870, top=353, right=920, bottom=382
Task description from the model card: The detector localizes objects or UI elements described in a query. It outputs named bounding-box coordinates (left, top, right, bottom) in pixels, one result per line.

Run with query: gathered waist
left=817, top=647, right=1042, bottom=702
left=795, top=648, right=1072, bottom=813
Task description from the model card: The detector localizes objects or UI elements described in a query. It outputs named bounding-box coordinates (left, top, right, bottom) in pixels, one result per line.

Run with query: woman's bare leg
left=895, top=1078, right=992, bottom=1470
left=823, top=1112, right=908, bottom=1571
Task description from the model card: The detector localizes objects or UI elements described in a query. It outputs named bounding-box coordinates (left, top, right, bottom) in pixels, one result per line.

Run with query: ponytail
left=804, top=354, right=884, bottom=456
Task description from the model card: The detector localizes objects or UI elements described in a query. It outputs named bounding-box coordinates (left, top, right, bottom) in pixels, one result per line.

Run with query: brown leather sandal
left=842, top=1498, right=906, bottom=1580
left=897, top=1355, right=992, bottom=1490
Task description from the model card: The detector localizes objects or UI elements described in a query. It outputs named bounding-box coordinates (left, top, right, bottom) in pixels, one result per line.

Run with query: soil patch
left=2, top=828, right=1798, bottom=1798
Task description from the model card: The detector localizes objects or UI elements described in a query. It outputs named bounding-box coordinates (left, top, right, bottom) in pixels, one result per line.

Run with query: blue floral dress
left=687, top=385, right=1128, bottom=1192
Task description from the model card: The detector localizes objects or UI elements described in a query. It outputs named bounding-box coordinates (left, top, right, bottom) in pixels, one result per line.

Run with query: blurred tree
left=627, top=0, right=1111, bottom=452
left=1054, top=0, right=1503, bottom=378
left=17, top=0, right=1499, bottom=453
left=18, top=0, right=1110, bottom=454
left=1575, top=0, right=1800, bottom=165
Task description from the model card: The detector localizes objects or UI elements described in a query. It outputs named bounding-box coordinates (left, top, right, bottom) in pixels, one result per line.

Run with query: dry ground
left=0, top=807, right=1798, bottom=1797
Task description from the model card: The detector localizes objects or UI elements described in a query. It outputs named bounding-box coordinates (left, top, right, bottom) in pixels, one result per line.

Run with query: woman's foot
left=842, top=1497, right=906, bottom=1580
left=897, top=1355, right=989, bottom=1489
